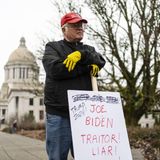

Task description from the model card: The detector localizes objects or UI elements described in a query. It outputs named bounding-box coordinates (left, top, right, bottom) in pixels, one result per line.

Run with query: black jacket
left=42, top=39, right=105, bottom=117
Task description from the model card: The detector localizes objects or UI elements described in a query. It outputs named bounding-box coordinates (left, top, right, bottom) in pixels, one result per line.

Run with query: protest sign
left=67, top=90, right=133, bottom=160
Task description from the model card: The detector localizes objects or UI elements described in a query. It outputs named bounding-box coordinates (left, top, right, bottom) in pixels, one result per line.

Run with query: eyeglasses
left=62, top=22, right=87, bottom=30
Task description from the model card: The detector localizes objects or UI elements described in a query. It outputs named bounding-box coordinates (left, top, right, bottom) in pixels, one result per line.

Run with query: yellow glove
left=63, top=51, right=81, bottom=72
left=90, top=64, right=99, bottom=77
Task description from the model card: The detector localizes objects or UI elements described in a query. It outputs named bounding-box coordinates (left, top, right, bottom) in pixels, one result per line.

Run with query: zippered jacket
left=42, top=39, right=106, bottom=117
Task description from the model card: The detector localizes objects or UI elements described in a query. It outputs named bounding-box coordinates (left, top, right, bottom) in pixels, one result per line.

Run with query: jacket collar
left=63, top=39, right=83, bottom=46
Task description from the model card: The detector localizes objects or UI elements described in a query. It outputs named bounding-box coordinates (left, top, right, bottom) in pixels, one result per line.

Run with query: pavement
left=0, top=131, right=144, bottom=160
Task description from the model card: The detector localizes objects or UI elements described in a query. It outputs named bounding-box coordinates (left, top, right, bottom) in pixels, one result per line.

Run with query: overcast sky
left=0, top=0, right=62, bottom=87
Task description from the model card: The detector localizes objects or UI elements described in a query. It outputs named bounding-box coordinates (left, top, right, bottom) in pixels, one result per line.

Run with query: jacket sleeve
left=78, top=45, right=106, bottom=69
left=42, top=42, right=90, bottom=80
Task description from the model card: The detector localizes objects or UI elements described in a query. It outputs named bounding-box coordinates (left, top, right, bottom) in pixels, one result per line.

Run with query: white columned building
left=0, top=37, right=45, bottom=124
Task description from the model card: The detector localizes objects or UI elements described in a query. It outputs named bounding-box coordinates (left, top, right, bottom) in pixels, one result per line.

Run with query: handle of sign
left=91, top=76, right=98, bottom=91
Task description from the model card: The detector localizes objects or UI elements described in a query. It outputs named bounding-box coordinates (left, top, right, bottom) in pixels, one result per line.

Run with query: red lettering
left=95, top=117, right=100, bottom=126
left=81, top=134, right=119, bottom=144
left=91, top=146, right=113, bottom=156
left=85, top=116, right=113, bottom=128
left=81, top=134, right=85, bottom=143
left=90, top=104, right=96, bottom=113
left=96, top=105, right=102, bottom=113
left=107, top=118, right=113, bottom=128
left=86, top=134, right=92, bottom=143
left=111, top=134, right=118, bottom=143
left=104, top=134, right=110, bottom=143
left=92, top=135, right=98, bottom=143
left=99, top=105, right=107, bottom=113
left=90, top=104, right=107, bottom=113
left=108, top=146, right=113, bottom=155
left=85, top=116, right=90, bottom=125
left=92, top=147, right=96, bottom=156
left=101, top=117, right=105, bottom=127
left=101, top=146, right=106, bottom=155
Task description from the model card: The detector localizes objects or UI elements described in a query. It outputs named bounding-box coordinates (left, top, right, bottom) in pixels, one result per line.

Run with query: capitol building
left=0, top=37, right=45, bottom=124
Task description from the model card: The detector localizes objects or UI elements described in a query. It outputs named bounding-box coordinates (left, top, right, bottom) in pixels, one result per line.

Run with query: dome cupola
left=7, top=37, right=36, bottom=65
left=4, top=37, right=39, bottom=84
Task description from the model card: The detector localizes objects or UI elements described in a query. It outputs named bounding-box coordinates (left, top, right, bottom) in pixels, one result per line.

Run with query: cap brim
left=67, top=18, right=88, bottom=24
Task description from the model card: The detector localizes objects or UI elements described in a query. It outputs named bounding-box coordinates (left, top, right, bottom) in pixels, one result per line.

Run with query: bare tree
left=85, top=0, right=160, bottom=125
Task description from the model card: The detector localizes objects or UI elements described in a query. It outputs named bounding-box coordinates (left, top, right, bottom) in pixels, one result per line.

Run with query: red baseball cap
left=61, top=12, right=88, bottom=26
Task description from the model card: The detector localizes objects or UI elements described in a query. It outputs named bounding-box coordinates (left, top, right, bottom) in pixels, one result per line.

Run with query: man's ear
left=62, top=27, right=65, bottom=33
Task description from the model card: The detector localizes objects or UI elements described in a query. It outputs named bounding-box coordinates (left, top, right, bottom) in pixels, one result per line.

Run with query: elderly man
left=42, top=12, right=106, bottom=160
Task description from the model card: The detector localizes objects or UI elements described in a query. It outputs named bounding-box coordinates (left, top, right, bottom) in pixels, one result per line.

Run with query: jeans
left=46, top=113, right=74, bottom=160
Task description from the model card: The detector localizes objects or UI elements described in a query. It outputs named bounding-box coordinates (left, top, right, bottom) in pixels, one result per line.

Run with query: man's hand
left=63, top=51, right=81, bottom=72
left=90, top=64, right=99, bottom=77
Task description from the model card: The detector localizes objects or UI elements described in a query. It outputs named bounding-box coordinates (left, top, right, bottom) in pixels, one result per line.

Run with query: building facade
left=0, top=37, right=45, bottom=124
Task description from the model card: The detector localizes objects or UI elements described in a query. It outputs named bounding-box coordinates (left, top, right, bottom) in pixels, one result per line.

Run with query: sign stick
left=91, top=76, right=98, bottom=91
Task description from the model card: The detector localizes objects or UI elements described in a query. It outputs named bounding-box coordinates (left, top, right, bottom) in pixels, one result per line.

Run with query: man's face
left=62, top=22, right=87, bottom=42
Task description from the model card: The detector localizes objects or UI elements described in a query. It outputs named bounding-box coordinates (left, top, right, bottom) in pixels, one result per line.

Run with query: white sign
left=67, top=90, right=133, bottom=160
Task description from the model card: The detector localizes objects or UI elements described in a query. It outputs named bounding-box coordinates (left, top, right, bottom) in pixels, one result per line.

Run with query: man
left=42, top=12, right=106, bottom=160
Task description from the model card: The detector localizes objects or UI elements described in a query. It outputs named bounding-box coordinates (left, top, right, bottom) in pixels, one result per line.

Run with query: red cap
left=61, top=12, right=88, bottom=26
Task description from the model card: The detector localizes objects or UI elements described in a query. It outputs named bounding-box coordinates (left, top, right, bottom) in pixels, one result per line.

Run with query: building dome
left=7, top=37, right=36, bottom=65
